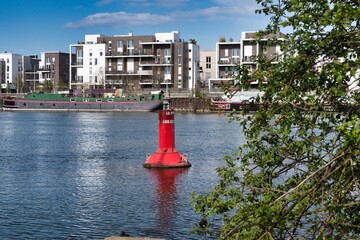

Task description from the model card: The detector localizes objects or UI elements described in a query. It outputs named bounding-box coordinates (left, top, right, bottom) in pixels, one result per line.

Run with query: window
left=232, top=48, right=240, bottom=56
left=178, top=48, right=182, bottom=56
left=225, top=49, right=229, bottom=57
left=178, top=56, right=182, bottom=65
left=100, top=51, right=103, bottom=56
left=127, top=40, right=134, bottom=55
left=117, top=60, right=123, bottom=71
left=127, top=40, right=134, bottom=48
left=77, top=50, right=83, bottom=58
left=95, top=58, right=98, bottom=65
left=164, top=48, right=170, bottom=57
left=206, top=56, right=211, bottom=69
left=117, top=40, right=124, bottom=54
left=6, top=66, right=9, bottom=71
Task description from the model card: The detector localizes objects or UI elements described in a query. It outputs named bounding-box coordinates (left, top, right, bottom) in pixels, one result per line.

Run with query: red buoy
left=144, top=104, right=191, bottom=168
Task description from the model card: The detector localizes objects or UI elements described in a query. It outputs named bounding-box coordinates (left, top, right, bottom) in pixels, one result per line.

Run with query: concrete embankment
left=168, top=97, right=211, bottom=113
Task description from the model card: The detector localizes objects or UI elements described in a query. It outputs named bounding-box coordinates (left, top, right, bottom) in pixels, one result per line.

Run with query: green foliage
left=43, top=80, right=53, bottom=93
left=191, top=0, right=360, bottom=239
left=189, top=38, right=197, bottom=44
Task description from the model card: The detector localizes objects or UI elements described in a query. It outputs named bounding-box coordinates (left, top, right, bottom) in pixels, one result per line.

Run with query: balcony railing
left=139, top=79, right=153, bottom=84
left=107, top=50, right=154, bottom=57
left=243, top=56, right=255, bottom=62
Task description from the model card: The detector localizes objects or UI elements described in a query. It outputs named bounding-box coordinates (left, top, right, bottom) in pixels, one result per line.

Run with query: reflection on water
left=0, top=112, right=244, bottom=239
left=146, top=168, right=189, bottom=231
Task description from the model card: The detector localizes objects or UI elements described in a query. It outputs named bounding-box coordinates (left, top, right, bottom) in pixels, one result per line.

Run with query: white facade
left=69, top=34, right=107, bottom=89
left=0, top=53, right=22, bottom=92
left=155, top=31, right=180, bottom=43
left=188, top=43, right=200, bottom=91
left=209, top=31, right=284, bottom=93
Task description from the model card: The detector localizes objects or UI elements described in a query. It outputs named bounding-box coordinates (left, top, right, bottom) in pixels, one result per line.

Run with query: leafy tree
left=43, top=80, right=54, bottom=93
left=16, top=74, right=24, bottom=93
left=191, top=0, right=360, bottom=239
left=189, top=38, right=197, bottom=44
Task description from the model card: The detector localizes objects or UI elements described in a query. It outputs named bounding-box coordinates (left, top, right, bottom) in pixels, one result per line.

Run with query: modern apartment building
left=37, top=52, right=74, bottom=92
left=209, top=31, right=285, bottom=93
left=0, top=51, right=74, bottom=93
left=69, top=31, right=200, bottom=96
left=0, top=52, right=22, bottom=93
left=23, top=55, right=40, bottom=92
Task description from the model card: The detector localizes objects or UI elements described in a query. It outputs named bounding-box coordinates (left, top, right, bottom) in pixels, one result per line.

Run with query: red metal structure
left=144, top=103, right=191, bottom=168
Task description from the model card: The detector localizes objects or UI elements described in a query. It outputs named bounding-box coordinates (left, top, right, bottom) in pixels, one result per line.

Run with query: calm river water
left=0, top=111, right=245, bottom=239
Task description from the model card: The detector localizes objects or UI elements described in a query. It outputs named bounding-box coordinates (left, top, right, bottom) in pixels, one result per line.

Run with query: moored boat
left=210, top=90, right=263, bottom=112
left=2, top=90, right=163, bottom=112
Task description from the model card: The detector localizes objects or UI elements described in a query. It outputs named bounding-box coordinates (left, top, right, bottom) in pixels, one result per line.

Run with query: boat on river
left=1, top=90, right=163, bottom=112
left=211, top=90, right=263, bottom=112
left=210, top=90, right=360, bottom=113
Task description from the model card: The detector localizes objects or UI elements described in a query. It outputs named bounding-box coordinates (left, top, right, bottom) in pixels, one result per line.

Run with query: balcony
left=243, top=56, right=255, bottom=63
left=71, top=79, right=83, bottom=84
left=105, top=80, right=123, bottom=85
left=106, top=49, right=154, bottom=57
left=105, top=70, right=153, bottom=76
left=37, top=67, right=51, bottom=72
left=138, top=70, right=153, bottom=75
left=139, top=79, right=153, bottom=85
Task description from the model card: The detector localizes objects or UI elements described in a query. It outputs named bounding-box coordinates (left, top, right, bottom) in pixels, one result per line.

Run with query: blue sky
left=0, top=0, right=270, bottom=56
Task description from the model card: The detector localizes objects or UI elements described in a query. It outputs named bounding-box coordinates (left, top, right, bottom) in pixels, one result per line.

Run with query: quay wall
left=168, top=97, right=211, bottom=113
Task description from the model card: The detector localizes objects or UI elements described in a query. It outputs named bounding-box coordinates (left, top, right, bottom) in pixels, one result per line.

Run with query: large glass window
left=127, top=40, right=134, bottom=48
left=117, top=40, right=123, bottom=54
left=127, top=40, right=134, bottom=55
left=77, top=50, right=83, bottom=58
left=232, top=48, right=240, bottom=56
left=165, top=66, right=170, bottom=74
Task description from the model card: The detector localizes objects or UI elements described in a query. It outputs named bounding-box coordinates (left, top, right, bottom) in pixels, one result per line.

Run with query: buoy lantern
left=144, top=108, right=191, bottom=168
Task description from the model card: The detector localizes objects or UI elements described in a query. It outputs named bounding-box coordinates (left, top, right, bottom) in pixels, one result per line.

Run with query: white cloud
left=64, top=12, right=172, bottom=28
